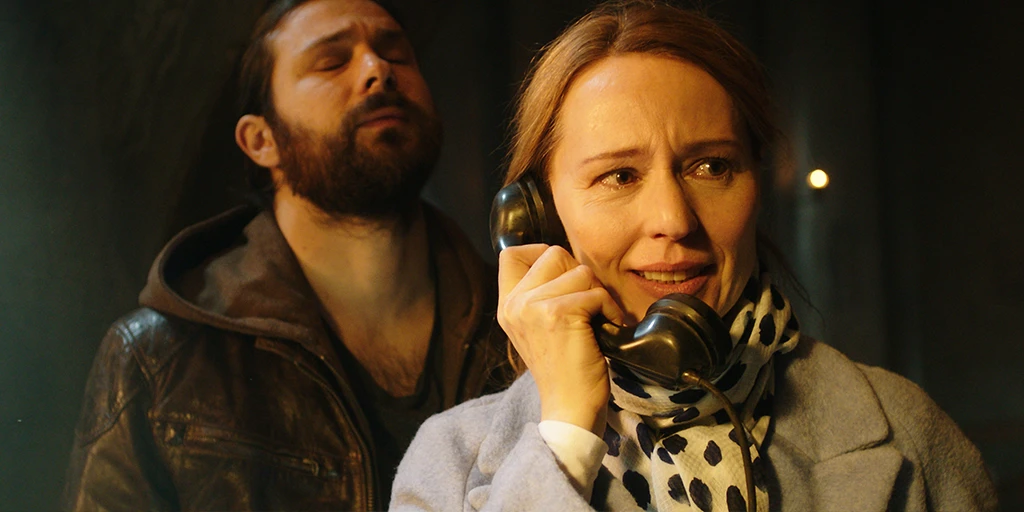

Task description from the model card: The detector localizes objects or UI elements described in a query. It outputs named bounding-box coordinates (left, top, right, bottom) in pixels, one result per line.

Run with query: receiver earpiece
left=489, top=178, right=567, bottom=254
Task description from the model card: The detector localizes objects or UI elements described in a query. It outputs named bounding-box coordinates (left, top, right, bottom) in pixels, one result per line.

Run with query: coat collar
left=771, top=338, right=903, bottom=511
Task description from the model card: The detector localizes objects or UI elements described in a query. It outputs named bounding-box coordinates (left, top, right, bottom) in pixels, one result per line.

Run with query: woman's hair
left=506, top=0, right=779, bottom=188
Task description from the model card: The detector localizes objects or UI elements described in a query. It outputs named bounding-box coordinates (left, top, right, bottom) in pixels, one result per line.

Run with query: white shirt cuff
left=538, top=420, right=608, bottom=501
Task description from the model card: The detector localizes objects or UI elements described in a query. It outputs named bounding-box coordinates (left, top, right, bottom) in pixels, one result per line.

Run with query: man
left=64, top=0, right=507, bottom=509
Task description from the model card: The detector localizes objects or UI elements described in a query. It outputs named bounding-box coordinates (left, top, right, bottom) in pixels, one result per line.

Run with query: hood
left=137, top=204, right=495, bottom=380
left=139, top=206, right=326, bottom=344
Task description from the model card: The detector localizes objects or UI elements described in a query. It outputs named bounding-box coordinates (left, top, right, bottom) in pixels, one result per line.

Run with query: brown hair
left=505, top=0, right=779, bottom=188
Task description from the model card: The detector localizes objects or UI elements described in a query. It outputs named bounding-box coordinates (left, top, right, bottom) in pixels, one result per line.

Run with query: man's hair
left=236, top=0, right=405, bottom=208
left=238, top=0, right=309, bottom=121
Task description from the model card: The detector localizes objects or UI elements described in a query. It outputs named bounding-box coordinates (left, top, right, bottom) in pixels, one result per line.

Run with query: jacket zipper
left=291, top=354, right=377, bottom=510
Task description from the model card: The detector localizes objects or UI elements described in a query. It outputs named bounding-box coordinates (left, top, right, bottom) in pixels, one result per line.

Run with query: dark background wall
left=2, top=0, right=1021, bottom=509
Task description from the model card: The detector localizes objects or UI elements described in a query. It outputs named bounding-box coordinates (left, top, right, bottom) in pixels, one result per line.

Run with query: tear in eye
left=696, top=159, right=731, bottom=178
left=596, top=168, right=639, bottom=188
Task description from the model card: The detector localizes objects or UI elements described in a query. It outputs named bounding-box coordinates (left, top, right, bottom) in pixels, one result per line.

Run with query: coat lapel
left=809, top=446, right=903, bottom=511
left=772, top=338, right=902, bottom=511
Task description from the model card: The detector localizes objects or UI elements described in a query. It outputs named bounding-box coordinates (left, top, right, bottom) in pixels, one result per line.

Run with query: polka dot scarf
left=597, top=272, right=800, bottom=511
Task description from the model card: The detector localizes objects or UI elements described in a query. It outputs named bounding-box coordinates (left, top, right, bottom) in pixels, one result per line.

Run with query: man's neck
left=273, top=187, right=435, bottom=396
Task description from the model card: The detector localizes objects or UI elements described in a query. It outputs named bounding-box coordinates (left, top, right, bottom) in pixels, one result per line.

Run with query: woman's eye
left=599, top=169, right=638, bottom=187
left=693, top=159, right=732, bottom=179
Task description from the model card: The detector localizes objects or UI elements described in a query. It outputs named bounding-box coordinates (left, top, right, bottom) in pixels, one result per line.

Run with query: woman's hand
left=497, top=244, right=626, bottom=435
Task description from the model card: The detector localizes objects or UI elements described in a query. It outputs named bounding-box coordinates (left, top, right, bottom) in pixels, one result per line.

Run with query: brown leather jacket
left=63, top=205, right=509, bottom=511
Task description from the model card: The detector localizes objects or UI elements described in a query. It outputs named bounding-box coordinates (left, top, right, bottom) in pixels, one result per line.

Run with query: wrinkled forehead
left=270, top=0, right=404, bottom=56
left=557, top=56, right=740, bottom=131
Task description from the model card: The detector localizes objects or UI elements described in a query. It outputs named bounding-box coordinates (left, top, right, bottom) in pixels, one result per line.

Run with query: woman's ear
left=235, top=114, right=281, bottom=169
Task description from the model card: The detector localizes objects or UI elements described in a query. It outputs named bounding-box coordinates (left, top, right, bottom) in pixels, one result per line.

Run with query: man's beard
left=269, top=90, right=442, bottom=222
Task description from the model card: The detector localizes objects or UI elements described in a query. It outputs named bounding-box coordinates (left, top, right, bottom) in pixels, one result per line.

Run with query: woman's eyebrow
left=682, top=138, right=744, bottom=154
left=578, top=139, right=742, bottom=167
left=579, top=148, right=644, bottom=166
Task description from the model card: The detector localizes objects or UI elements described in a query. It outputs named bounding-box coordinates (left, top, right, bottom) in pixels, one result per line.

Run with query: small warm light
left=807, top=169, right=830, bottom=189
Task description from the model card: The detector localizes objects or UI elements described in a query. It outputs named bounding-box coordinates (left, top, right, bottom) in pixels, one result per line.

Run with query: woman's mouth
left=635, top=269, right=703, bottom=284
left=628, top=266, right=712, bottom=298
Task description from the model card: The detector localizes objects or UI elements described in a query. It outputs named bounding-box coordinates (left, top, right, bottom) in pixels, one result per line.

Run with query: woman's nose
left=357, top=49, right=396, bottom=94
left=641, top=175, right=700, bottom=241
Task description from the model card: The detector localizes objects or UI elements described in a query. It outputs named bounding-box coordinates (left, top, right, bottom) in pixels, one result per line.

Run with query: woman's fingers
left=510, top=265, right=624, bottom=323
left=516, top=245, right=581, bottom=289
left=569, top=266, right=626, bottom=327
left=498, top=245, right=578, bottom=298
left=497, top=244, right=549, bottom=298
left=586, top=283, right=627, bottom=328
left=498, top=244, right=625, bottom=339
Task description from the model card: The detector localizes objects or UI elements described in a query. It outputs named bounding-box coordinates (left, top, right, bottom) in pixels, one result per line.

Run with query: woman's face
left=548, top=53, right=759, bottom=322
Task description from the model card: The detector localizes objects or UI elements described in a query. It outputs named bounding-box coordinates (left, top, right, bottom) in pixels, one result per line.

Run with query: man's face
left=266, top=0, right=441, bottom=219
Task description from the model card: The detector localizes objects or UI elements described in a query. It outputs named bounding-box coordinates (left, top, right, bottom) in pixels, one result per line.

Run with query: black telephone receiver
left=490, top=176, right=736, bottom=389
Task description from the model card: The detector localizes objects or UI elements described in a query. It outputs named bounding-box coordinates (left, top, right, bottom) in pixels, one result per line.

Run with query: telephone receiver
left=490, top=177, right=736, bottom=390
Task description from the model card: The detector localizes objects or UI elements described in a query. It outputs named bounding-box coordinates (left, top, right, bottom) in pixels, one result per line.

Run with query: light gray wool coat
left=391, top=338, right=998, bottom=511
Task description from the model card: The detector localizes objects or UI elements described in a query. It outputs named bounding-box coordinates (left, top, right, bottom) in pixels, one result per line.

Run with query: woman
left=391, top=1, right=997, bottom=510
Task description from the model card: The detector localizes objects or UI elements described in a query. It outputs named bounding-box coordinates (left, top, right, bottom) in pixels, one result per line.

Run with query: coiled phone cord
left=680, top=371, right=755, bottom=512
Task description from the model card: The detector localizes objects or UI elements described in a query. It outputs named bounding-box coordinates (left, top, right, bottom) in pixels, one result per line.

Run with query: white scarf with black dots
left=595, top=272, right=801, bottom=512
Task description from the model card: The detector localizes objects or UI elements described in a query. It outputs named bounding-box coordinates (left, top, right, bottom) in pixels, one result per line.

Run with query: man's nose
left=357, top=49, right=396, bottom=94
left=641, top=173, right=700, bottom=241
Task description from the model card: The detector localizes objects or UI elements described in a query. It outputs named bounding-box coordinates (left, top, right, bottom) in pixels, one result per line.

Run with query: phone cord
left=680, top=371, right=756, bottom=512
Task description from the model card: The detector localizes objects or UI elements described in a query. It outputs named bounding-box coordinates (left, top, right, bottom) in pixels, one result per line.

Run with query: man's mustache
left=345, top=91, right=416, bottom=127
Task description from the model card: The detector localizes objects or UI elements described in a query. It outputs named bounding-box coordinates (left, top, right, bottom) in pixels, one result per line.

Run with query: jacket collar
left=138, top=203, right=495, bottom=403
left=771, top=338, right=903, bottom=511
left=423, top=204, right=495, bottom=406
